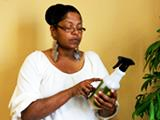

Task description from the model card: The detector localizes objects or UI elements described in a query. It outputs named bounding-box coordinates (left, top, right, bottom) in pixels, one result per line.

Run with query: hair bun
left=45, top=4, right=81, bottom=26
left=45, top=4, right=65, bottom=25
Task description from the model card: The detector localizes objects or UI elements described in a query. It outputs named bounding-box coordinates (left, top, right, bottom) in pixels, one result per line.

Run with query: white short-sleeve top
left=9, top=50, right=112, bottom=120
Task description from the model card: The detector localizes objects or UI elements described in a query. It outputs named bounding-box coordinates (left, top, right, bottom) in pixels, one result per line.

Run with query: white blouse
left=9, top=50, right=118, bottom=120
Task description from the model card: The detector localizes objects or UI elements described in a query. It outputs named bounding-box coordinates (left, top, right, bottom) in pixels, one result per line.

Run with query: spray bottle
left=88, top=56, right=135, bottom=109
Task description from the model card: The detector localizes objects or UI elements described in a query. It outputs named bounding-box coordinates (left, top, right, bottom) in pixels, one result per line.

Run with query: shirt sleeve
left=85, top=51, right=109, bottom=78
left=8, top=52, right=43, bottom=120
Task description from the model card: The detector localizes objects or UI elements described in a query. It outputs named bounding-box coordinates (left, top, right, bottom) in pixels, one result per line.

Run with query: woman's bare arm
left=21, top=78, right=100, bottom=120
left=21, top=87, right=73, bottom=120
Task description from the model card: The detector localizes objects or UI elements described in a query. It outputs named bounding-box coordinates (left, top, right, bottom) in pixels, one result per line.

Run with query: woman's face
left=51, top=12, right=85, bottom=50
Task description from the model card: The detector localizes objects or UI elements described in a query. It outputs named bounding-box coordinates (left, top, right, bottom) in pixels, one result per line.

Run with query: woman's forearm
left=21, top=88, right=73, bottom=120
left=21, top=78, right=97, bottom=120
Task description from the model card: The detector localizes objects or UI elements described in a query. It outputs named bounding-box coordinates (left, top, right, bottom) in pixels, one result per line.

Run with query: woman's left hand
left=94, top=90, right=117, bottom=117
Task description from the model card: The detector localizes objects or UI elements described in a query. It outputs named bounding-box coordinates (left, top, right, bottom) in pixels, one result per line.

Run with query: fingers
left=87, top=78, right=102, bottom=84
left=110, top=90, right=117, bottom=99
left=94, top=91, right=117, bottom=109
left=71, top=78, right=102, bottom=98
left=81, top=82, right=95, bottom=98
left=81, top=87, right=91, bottom=98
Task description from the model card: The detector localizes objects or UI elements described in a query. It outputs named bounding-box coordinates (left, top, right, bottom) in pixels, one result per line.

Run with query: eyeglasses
left=56, top=24, right=86, bottom=33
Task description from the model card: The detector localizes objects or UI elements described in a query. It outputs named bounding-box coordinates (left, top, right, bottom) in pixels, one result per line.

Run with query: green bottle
left=88, top=56, right=135, bottom=109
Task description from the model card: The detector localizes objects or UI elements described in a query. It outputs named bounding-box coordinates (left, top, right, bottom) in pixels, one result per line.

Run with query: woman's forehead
left=61, top=12, right=82, bottom=24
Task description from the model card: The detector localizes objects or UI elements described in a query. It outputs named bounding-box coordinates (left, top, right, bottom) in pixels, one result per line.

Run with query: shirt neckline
left=37, top=50, right=87, bottom=76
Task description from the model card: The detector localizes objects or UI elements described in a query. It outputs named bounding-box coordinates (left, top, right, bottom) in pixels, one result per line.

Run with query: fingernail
left=94, top=94, right=98, bottom=98
left=111, top=89, right=115, bottom=92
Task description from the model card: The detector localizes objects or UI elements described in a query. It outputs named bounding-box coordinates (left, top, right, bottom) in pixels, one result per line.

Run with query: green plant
left=132, top=28, right=160, bottom=120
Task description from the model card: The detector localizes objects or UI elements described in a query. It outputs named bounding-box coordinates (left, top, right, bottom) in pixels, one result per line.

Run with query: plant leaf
left=157, top=28, right=160, bottom=33
left=144, top=40, right=160, bottom=72
left=133, top=29, right=160, bottom=120
left=149, top=100, right=155, bottom=120
left=156, top=91, right=160, bottom=119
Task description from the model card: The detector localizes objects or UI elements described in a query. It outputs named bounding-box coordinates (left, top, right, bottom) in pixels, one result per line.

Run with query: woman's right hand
left=70, top=78, right=102, bottom=98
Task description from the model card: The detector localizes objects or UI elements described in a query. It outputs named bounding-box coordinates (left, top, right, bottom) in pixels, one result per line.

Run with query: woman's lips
left=69, top=38, right=80, bottom=44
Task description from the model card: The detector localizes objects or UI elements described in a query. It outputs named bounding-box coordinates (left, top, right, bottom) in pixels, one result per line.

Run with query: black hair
left=45, top=4, right=81, bottom=26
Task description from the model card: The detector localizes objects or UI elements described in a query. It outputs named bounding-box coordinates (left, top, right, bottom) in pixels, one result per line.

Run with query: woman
left=9, top=4, right=118, bottom=120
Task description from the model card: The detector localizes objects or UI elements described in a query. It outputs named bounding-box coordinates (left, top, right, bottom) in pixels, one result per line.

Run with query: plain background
left=0, top=0, right=160, bottom=120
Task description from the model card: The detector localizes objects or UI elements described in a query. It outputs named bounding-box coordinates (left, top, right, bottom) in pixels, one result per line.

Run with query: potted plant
left=132, top=28, right=160, bottom=120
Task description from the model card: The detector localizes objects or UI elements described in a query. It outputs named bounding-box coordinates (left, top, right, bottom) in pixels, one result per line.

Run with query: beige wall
left=0, top=0, right=160, bottom=120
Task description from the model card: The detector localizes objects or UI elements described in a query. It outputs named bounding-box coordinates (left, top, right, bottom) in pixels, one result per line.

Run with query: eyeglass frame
left=55, top=24, right=86, bottom=33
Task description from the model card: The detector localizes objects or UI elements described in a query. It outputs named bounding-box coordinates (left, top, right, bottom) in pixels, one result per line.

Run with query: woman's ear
left=50, top=25, right=55, bottom=31
left=50, top=25, right=57, bottom=39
